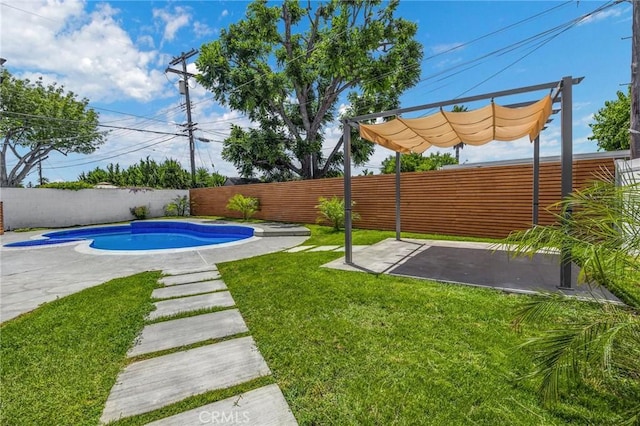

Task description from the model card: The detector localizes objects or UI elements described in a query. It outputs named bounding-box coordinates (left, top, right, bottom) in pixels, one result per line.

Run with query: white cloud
left=578, top=6, right=626, bottom=26
left=0, top=0, right=168, bottom=102
left=430, top=42, right=464, bottom=55
left=578, top=113, right=595, bottom=126
left=152, top=6, right=191, bottom=43
left=573, top=101, right=592, bottom=111
left=220, top=9, right=229, bottom=19
left=194, top=21, right=215, bottom=38
left=137, top=35, right=155, bottom=49
left=433, top=56, right=462, bottom=70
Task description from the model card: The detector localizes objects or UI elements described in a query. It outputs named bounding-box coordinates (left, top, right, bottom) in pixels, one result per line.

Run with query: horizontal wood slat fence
left=191, top=157, right=617, bottom=239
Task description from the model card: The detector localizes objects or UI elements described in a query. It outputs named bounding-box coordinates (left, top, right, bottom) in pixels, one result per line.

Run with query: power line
left=46, top=135, right=180, bottom=169
left=1, top=111, right=186, bottom=137
left=0, top=1, right=57, bottom=22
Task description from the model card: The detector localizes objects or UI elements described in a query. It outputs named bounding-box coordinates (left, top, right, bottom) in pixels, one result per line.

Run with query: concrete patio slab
left=322, top=238, right=429, bottom=274
left=148, top=292, right=235, bottom=320
left=160, top=271, right=221, bottom=286
left=128, top=309, right=249, bottom=357
left=1, top=222, right=308, bottom=323
left=151, top=280, right=227, bottom=300
left=323, top=238, right=621, bottom=302
left=101, top=336, right=271, bottom=423
left=146, top=384, right=298, bottom=426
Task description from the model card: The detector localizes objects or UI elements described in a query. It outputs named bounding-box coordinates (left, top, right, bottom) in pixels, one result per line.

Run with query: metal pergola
left=342, top=76, right=583, bottom=289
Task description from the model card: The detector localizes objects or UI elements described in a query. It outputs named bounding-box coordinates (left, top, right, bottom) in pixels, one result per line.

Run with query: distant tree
left=78, top=158, right=225, bottom=189
left=588, top=89, right=630, bottom=152
left=78, top=167, right=109, bottom=184
left=0, top=70, right=105, bottom=187
left=451, top=105, right=468, bottom=162
left=195, top=167, right=226, bottom=188
left=380, top=152, right=458, bottom=174
left=196, top=0, right=423, bottom=180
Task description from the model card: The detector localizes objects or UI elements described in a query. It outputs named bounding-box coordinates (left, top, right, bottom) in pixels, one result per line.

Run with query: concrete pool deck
left=0, top=220, right=310, bottom=323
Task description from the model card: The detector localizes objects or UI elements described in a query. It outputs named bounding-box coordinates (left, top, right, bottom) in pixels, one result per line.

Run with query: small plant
left=315, top=196, right=360, bottom=231
left=226, top=194, right=259, bottom=220
left=164, top=195, right=190, bottom=216
left=129, top=205, right=149, bottom=220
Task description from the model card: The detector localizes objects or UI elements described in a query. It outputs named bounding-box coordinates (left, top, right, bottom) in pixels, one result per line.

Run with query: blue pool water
left=4, top=221, right=254, bottom=251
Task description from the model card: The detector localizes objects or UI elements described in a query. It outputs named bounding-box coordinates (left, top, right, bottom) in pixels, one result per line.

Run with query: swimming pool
left=3, top=221, right=255, bottom=251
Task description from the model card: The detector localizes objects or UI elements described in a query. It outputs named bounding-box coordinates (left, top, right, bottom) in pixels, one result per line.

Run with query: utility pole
left=631, top=0, right=640, bottom=159
left=166, top=49, right=198, bottom=185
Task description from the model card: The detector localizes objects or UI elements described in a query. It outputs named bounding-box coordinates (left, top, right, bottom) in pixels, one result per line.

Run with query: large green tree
left=196, top=0, right=423, bottom=181
left=380, top=152, right=458, bottom=174
left=0, top=70, right=105, bottom=187
left=588, top=89, right=631, bottom=152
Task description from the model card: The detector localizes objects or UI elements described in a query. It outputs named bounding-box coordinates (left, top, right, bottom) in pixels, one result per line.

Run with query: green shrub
left=315, top=196, right=360, bottom=231
left=226, top=194, right=259, bottom=220
left=130, top=205, right=149, bottom=220
left=38, top=181, right=94, bottom=190
left=164, top=195, right=190, bottom=216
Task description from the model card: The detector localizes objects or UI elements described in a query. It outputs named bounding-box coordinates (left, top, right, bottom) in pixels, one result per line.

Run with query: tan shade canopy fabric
left=359, top=95, right=553, bottom=154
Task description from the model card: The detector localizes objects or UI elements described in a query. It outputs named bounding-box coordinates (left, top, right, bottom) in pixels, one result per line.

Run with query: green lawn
left=0, top=272, right=160, bottom=425
left=217, top=238, right=636, bottom=424
left=1, top=225, right=636, bottom=425
left=302, top=224, right=501, bottom=247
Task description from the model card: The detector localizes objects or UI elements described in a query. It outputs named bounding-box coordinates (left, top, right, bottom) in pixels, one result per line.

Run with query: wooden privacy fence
left=191, top=155, right=619, bottom=239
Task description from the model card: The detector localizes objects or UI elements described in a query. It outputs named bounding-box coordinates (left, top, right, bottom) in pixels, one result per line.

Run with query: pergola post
left=395, top=152, right=401, bottom=240
left=343, top=120, right=353, bottom=265
left=344, top=77, right=581, bottom=277
left=533, top=135, right=540, bottom=225
left=559, top=76, right=574, bottom=289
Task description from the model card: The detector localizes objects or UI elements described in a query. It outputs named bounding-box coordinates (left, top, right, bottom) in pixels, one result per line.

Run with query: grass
left=217, top=248, right=637, bottom=425
left=0, top=271, right=160, bottom=426
left=301, top=224, right=501, bottom=246
left=1, top=224, right=635, bottom=425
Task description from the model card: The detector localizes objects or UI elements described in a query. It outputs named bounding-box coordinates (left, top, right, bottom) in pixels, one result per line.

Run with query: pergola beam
left=348, top=78, right=579, bottom=124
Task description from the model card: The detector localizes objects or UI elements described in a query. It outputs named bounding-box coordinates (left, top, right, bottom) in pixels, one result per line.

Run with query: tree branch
left=321, top=134, right=344, bottom=176
left=282, top=3, right=312, bottom=136
left=267, top=98, right=303, bottom=142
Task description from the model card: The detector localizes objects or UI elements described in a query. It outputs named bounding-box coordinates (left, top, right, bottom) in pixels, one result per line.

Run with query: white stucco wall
left=0, top=188, right=188, bottom=230
left=616, top=158, right=640, bottom=184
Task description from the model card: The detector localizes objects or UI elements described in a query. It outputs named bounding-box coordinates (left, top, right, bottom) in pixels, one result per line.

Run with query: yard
left=1, top=225, right=637, bottom=425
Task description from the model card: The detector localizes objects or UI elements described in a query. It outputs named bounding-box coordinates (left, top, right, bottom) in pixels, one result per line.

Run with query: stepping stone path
left=100, top=267, right=298, bottom=425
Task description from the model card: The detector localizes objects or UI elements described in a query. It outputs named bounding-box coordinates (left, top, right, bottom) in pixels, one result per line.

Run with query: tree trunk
left=631, top=0, right=640, bottom=159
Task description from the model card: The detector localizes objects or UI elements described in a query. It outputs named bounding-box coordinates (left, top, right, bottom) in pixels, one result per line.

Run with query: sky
left=0, top=0, right=633, bottom=185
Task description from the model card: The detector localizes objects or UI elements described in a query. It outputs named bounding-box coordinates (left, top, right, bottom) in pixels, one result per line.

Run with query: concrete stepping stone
left=160, top=271, right=221, bottom=286
left=151, top=280, right=227, bottom=300
left=146, top=384, right=298, bottom=425
left=128, top=310, right=249, bottom=357
left=148, top=292, right=235, bottom=320
left=307, top=245, right=341, bottom=252
left=101, top=337, right=271, bottom=423
left=285, top=245, right=315, bottom=253
left=162, top=265, right=218, bottom=276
